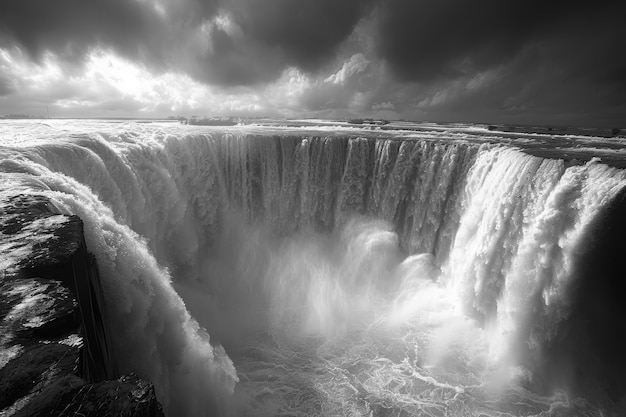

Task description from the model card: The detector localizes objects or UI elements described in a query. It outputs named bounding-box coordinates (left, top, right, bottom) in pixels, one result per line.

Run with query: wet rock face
left=0, top=344, right=81, bottom=411
left=0, top=278, right=79, bottom=342
left=8, top=373, right=163, bottom=417
left=1, top=194, right=163, bottom=416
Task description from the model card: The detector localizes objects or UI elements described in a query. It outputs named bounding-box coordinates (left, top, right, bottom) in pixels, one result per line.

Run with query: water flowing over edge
left=1, top=122, right=625, bottom=416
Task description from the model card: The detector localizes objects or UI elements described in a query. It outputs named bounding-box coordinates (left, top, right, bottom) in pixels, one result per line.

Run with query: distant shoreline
left=1, top=115, right=622, bottom=134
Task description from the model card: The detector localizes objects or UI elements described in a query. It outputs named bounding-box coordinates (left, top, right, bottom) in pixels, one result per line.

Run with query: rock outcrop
left=0, top=194, right=163, bottom=416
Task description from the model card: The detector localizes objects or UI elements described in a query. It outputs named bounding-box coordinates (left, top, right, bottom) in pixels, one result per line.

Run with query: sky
left=0, top=0, right=624, bottom=127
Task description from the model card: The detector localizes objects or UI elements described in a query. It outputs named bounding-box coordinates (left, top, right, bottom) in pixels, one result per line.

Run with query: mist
left=1, top=121, right=625, bottom=416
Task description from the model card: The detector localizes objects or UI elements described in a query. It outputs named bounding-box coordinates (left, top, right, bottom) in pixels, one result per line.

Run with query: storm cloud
left=376, top=0, right=603, bottom=81
left=0, top=0, right=624, bottom=125
left=0, top=0, right=166, bottom=65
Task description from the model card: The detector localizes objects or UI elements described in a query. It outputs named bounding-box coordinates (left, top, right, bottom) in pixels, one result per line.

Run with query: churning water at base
left=228, top=221, right=575, bottom=417
left=1, top=120, right=625, bottom=416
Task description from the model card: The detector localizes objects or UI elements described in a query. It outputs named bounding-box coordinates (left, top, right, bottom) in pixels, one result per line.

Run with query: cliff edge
left=0, top=194, right=164, bottom=416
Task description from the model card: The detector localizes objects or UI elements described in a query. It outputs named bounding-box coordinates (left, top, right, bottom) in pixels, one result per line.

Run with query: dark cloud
left=367, top=0, right=626, bottom=126
left=401, top=23, right=626, bottom=128
left=0, top=0, right=170, bottom=66
left=1, top=0, right=624, bottom=90
left=0, top=0, right=624, bottom=125
left=187, top=0, right=376, bottom=86
left=0, top=0, right=373, bottom=86
left=374, top=0, right=621, bottom=82
left=228, top=0, right=374, bottom=71
left=190, top=25, right=287, bottom=86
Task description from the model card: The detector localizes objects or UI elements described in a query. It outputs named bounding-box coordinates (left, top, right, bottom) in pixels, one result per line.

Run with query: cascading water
left=1, top=120, right=625, bottom=416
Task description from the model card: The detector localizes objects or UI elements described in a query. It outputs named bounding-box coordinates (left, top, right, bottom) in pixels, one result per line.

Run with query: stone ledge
left=1, top=194, right=163, bottom=416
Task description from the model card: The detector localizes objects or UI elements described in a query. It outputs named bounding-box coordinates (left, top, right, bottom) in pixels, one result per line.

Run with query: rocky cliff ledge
left=0, top=194, right=163, bottom=416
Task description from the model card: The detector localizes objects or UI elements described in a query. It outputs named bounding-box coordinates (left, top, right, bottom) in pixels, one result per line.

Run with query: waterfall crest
left=2, top=121, right=624, bottom=416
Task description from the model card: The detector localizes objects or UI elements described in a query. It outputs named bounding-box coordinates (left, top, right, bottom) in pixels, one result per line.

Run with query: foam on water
left=1, top=120, right=624, bottom=416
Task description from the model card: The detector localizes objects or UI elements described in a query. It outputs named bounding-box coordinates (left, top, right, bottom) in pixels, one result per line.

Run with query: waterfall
left=445, top=148, right=626, bottom=378
left=1, top=120, right=624, bottom=416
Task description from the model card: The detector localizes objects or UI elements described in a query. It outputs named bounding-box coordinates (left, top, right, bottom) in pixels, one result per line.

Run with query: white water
left=1, top=120, right=625, bottom=416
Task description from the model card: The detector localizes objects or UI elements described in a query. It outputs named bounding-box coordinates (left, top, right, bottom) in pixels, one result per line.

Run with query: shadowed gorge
left=1, top=120, right=625, bottom=416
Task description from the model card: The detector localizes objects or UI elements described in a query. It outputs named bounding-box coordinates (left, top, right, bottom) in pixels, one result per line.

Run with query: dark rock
left=1, top=194, right=115, bottom=382
left=12, top=374, right=86, bottom=417
left=13, top=373, right=164, bottom=417
left=1, top=194, right=164, bottom=416
left=0, top=343, right=79, bottom=409
left=0, top=278, right=79, bottom=342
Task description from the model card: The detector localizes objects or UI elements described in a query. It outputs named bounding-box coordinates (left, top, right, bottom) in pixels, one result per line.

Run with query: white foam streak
left=447, top=148, right=564, bottom=320
left=2, top=122, right=623, bottom=415
left=0, top=144, right=237, bottom=416
left=446, top=148, right=626, bottom=375
left=494, top=159, right=626, bottom=360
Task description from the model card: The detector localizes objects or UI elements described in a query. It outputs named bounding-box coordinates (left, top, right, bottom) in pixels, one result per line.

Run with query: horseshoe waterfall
left=1, top=120, right=625, bottom=417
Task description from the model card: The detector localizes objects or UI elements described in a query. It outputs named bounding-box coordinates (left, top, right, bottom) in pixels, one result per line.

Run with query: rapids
left=1, top=119, right=625, bottom=416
